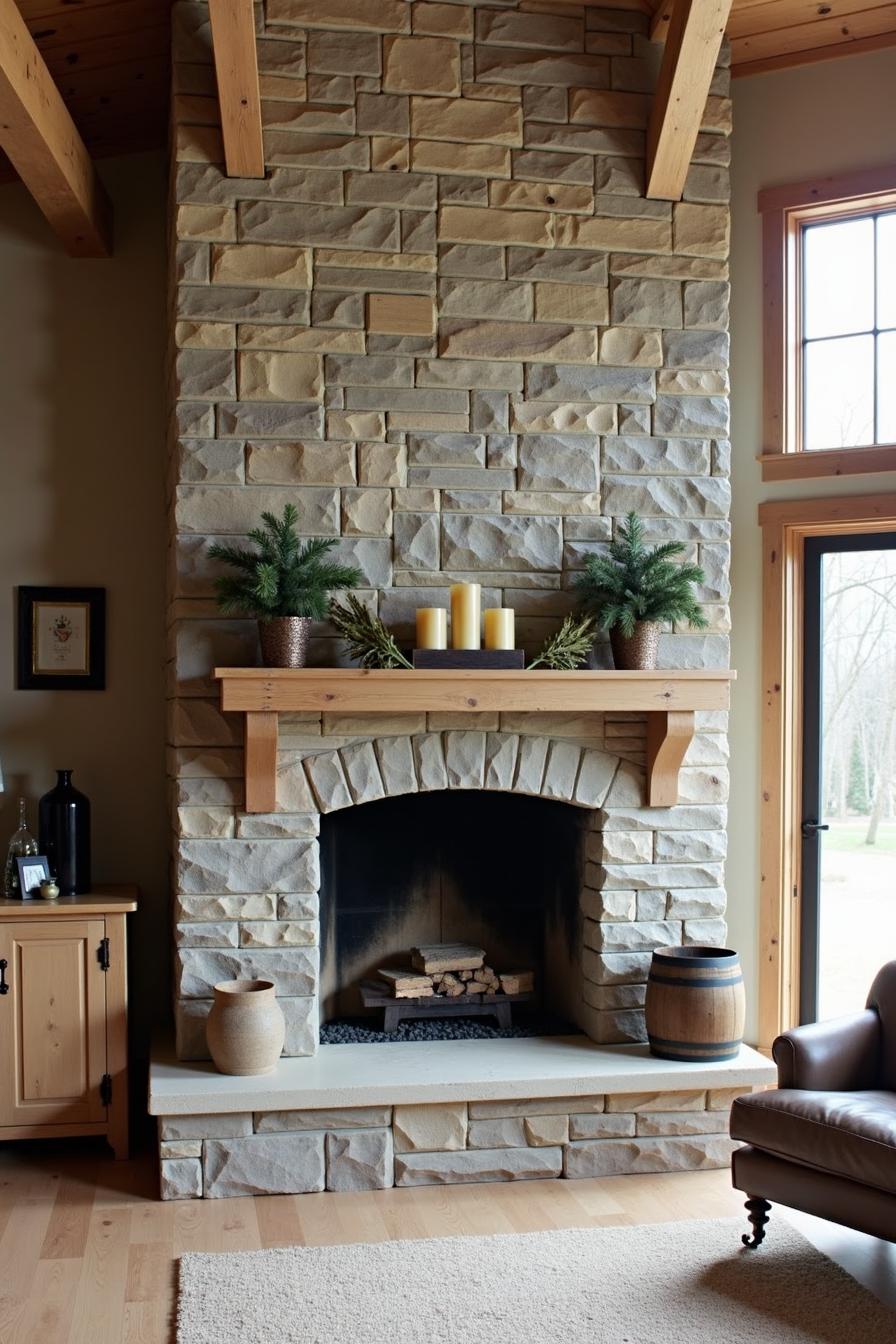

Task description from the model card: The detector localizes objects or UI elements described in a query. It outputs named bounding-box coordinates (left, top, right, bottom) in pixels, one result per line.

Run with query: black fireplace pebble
left=320, top=1016, right=574, bottom=1045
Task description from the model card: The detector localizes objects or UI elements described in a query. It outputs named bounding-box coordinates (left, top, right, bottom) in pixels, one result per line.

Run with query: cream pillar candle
left=484, top=608, right=515, bottom=650
left=416, top=607, right=447, bottom=649
left=450, top=583, right=481, bottom=649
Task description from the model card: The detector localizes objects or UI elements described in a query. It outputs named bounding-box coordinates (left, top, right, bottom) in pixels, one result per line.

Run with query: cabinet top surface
left=0, top=886, right=138, bottom=917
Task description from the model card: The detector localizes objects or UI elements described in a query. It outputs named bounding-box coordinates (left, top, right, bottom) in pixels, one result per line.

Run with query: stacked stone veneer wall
left=168, top=1, right=732, bottom=1059
left=160, top=1086, right=745, bottom=1198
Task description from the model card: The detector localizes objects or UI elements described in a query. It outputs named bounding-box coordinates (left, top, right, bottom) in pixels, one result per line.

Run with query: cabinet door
left=0, top=919, right=108, bottom=1128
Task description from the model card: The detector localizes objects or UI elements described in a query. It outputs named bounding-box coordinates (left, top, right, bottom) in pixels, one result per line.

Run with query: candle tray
left=412, top=649, right=526, bottom=669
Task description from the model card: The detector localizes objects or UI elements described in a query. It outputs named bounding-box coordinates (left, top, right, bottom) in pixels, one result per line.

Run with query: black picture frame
left=16, top=586, right=106, bottom=690
left=15, top=855, right=51, bottom=899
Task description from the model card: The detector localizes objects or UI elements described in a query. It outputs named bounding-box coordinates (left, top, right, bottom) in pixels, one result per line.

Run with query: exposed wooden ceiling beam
left=646, top=0, right=732, bottom=201
left=208, top=0, right=264, bottom=179
left=649, top=0, right=674, bottom=43
left=0, top=0, right=111, bottom=256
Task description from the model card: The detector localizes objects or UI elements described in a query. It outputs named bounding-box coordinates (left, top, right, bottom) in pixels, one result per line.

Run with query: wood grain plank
left=646, top=0, right=732, bottom=200
left=208, top=0, right=265, bottom=178
left=731, top=1, right=896, bottom=62
left=0, top=0, right=112, bottom=255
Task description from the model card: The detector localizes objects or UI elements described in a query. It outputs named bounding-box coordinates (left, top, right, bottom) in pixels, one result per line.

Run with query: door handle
left=801, top=820, right=830, bottom=838
left=0, top=959, right=8, bottom=995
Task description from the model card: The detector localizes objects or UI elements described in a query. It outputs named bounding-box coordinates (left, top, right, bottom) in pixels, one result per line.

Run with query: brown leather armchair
left=730, top=961, right=896, bottom=1247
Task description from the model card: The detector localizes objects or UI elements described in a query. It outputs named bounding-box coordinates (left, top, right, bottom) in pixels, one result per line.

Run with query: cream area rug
left=177, top=1218, right=896, bottom=1344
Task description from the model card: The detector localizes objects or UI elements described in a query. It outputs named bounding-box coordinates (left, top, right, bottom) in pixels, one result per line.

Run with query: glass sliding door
left=800, top=533, right=896, bottom=1022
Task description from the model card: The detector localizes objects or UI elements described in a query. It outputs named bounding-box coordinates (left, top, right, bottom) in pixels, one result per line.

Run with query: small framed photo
left=17, top=587, right=106, bottom=690
left=15, top=856, right=51, bottom=899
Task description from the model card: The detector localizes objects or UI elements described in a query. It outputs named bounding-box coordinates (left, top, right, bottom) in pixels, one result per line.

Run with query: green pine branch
left=208, top=505, right=362, bottom=620
left=528, top=614, right=596, bottom=670
left=572, top=511, right=708, bottom=637
left=328, top=594, right=413, bottom=670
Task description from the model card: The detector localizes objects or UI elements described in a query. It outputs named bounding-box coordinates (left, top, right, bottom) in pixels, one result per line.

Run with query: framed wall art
left=16, top=587, right=106, bottom=690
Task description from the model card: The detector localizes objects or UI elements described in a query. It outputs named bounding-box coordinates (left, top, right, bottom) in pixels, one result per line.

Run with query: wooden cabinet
left=0, top=889, right=136, bottom=1158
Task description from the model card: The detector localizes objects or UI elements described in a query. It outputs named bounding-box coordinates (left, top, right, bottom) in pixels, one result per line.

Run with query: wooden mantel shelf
left=215, top=668, right=735, bottom=813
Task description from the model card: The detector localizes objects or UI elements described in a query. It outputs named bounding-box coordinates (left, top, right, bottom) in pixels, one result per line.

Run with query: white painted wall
left=728, top=49, right=896, bottom=1042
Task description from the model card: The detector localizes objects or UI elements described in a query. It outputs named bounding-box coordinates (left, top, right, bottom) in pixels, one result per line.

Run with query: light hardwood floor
left=0, top=1140, right=892, bottom=1344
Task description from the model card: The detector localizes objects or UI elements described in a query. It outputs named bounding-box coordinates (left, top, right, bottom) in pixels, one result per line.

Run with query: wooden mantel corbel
left=215, top=668, right=735, bottom=814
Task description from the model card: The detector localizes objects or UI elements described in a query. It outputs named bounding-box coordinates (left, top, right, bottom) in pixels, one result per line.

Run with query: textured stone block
left=204, top=1133, right=326, bottom=1197
left=637, top=1111, right=729, bottom=1137
left=245, top=440, right=355, bottom=485
left=326, top=1129, right=394, bottom=1190
left=342, top=488, right=392, bottom=537
left=393, top=1102, right=467, bottom=1152
left=239, top=921, right=316, bottom=948
left=160, top=1158, right=202, bottom=1200
left=257, top=1106, right=391, bottom=1132
left=413, top=139, right=511, bottom=178
left=477, top=8, right=583, bottom=51
left=439, top=206, right=552, bottom=249
left=565, top=1134, right=734, bottom=1178
left=517, top=435, right=598, bottom=492
left=396, top=1147, right=563, bottom=1185
left=440, top=319, right=596, bottom=363
left=468, top=1117, right=527, bottom=1149
left=602, top=436, right=710, bottom=476
left=440, top=278, right=533, bottom=322
left=239, top=201, right=399, bottom=251
left=266, top=0, right=410, bottom=34
left=238, top=351, right=322, bottom=402
left=568, top=1112, right=637, bottom=1140
left=510, top=402, right=615, bottom=435
left=210, top=243, right=311, bottom=289
left=412, top=97, right=521, bottom=146
left=441, top=513, right=562, bottom=571
left=602, top=474, right=730, bottom=519
left=383, top=35, right=461, bottom=95
left=177, top=837, right=319, bottom=895
left=178, top=946, right=318, bottom=998
left=534, top=281, right=607, bottom=325
left=476, top=46, right=608, bottom=88
left=159, top=1140, right=202, bottom=1159
left=376, top=735, right=419, bottom=795
left=674, top=203, right=730, bottom=259
left=444, top=731, right=487, bottom=789
left=610, top=278, right=682, bottom=328
left=525, top=362, right=654, bottom=404
left=525, top=1114, right=569, bottom=1146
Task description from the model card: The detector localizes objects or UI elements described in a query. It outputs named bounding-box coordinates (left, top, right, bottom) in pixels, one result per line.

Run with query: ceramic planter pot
left=206, top=979, right=285, bottom=1076
left=258, top=616, right=312, bottom=668
left=610, top=621, right=660, bottom=671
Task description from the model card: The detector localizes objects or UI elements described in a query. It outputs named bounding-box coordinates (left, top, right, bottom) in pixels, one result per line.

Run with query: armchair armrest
left=773, top=1010, right=881, bottom=1091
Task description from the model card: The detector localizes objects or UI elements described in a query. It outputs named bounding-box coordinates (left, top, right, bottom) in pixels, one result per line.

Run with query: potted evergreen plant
left=208, top=505, right=362, bottom=668
left=572, top=512, right=707, bottom=670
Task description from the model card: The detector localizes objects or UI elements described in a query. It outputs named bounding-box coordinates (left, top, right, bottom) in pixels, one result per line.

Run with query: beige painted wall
left=0, top=153, right=168, bottom=1059
left=728, top=49, right=896, bottom=1042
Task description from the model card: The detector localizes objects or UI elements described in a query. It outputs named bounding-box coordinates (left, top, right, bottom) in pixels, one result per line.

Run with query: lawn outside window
left=758, top=165, right=896, bottom=481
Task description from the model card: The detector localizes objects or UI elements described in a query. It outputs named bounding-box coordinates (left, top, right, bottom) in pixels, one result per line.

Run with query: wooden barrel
left=645, top=946, right=745, bottom=1062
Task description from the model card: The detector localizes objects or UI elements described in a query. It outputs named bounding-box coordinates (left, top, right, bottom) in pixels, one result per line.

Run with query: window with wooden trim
left=759, top=165, right=896, bottom=482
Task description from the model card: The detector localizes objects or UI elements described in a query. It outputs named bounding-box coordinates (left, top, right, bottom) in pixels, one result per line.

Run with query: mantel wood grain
left=215, top=668, right=735, bottom=811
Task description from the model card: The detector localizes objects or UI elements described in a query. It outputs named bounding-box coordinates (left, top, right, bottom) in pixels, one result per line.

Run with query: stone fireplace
left=156, top=0, right=765, bottom=1200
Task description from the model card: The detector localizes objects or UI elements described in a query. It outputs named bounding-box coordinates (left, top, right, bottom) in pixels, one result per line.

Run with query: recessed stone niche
left=163, top=0, right=736, bottom=1195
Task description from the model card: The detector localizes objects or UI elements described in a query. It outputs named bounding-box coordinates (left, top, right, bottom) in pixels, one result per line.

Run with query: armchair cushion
left=773, top=1010, right=881, bottom=1091
left=731, top=1088, right=896, bottom=1196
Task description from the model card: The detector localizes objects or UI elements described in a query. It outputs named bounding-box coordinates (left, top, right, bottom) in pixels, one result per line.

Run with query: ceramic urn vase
left=206, top=979, right=285, bottom=1076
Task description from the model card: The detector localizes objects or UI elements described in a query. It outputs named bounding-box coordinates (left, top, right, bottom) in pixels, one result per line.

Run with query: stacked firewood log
left=376, top=944, right=534, bottom=1000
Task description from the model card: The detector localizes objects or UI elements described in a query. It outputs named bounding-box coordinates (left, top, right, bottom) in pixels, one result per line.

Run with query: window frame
left=759, top=165, right=896, bottom=482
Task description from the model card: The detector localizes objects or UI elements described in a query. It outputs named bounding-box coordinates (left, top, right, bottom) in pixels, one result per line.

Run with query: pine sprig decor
left=528, top=614, right=596, bottom=670
left=208, top=505, right=361, bottom=620
left=572, top=512, right=708, bottom=636
left=328, top=593, right=413, bottom=670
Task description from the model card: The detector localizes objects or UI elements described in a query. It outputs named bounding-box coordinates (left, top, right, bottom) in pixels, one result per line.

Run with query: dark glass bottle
left=39, top=770, right=91, bottom=895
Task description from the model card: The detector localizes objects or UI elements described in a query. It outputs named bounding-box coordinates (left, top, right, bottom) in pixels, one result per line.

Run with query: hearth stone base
left=151, top=1038, right=774, bottom=1200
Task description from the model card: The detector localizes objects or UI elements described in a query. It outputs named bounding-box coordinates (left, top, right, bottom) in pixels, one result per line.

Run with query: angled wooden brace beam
left=646, top=0, right=732, bottom=202
left=208, top=0, right=265, bottom=179
left=0, top=0, right=111, bottom=257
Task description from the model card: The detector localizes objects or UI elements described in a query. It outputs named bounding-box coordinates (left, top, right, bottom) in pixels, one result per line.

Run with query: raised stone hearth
left=165, top=0, right=734, bottom=1196
left=150, top=1039, right=774, bottom=1198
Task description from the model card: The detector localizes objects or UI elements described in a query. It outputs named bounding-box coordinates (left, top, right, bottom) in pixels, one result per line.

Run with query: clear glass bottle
left=4, top=798, right=39, bottom=898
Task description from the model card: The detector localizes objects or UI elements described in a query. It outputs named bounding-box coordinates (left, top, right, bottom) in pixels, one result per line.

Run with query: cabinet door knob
left=0, top=959, right=8, bottom=996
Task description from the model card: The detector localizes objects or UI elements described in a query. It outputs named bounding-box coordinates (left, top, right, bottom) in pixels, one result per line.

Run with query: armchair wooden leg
left=742, top=1197, right=772, bottom=1249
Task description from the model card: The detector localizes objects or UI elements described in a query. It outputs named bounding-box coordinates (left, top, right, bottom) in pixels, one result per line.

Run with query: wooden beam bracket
left=646, top=0, right=732, bottom=201
left=208, top=0, right=265, bottom=179
left=0, top=0, right=112, bottom=256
